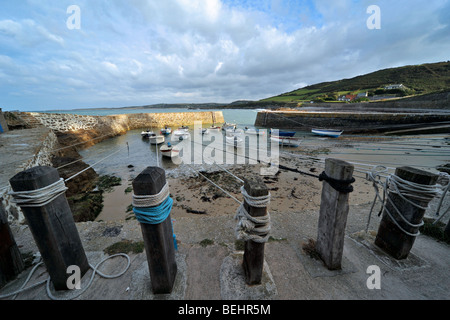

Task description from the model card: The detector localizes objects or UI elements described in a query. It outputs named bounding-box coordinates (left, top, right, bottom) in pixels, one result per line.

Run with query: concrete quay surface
left=1, top=202, right=449, bottom=301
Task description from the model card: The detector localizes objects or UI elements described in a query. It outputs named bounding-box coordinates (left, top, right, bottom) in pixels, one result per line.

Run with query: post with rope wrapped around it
left=316, top=158, right=355, bottom=270
left=132, top=166, right=177, bottom=294
left=374, top=167, right=439, bottom=260
left=235, top=176, right=271, bottom=285
left=8, top=166, right=89, bottom=290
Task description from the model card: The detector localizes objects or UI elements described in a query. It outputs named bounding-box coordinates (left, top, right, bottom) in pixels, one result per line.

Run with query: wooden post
left=132, top=166, right=177, bottom=294
left=9, top=166, right=89, bottom=291
left=316, top=158, right=354, bottom=270
left=242, top=176, right=269, bottom=285
left=375, top=167, right=439, bottom=259
left=445, top=220, right=450, bottom=239
left=0, top=200, right=24, bottom=288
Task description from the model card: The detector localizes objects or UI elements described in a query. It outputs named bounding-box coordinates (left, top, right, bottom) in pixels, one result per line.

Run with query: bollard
left=9, top=166, right=89, bottom=290
left=132, top=166, right=177, bottom=294
left=375, top=167, right=439, bottom=259
left=316, top=158, right=354, bottom=270
left=0, top=200, right=24, bottom=289
left=239, top=176, right=270, bottom=285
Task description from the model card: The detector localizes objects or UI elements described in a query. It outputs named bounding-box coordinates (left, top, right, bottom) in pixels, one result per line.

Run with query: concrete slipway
left=1, top=201, right=449, bottom=302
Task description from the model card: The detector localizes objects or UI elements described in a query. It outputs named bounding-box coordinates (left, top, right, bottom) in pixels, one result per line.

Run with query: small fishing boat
left=179, top=125, right=189, bottom=130
left=226, top=135, right=244, bottom=148
left=149, top=134, right=165, bottom=145
left=141, top=130, right=154, bottom=138
left=173, top=129, right=190, bottom=140
left=270, top=136, right=301, bottom=147
left=225, top=127, right=243, bottom=136
left=222, top=122, right=236, bottom=131
left=244, top=127, right=264, bottom=135
left=160, top=142, right=180, bottom=158
left=200, top=128, right=209, bottom=135
left=270, top=129, right=296, bottom=137
left=209, top=125, right=221, bottom=130
left=160, top=126, right=172, bottom=135
left=311, top=128, right=343, bottom=138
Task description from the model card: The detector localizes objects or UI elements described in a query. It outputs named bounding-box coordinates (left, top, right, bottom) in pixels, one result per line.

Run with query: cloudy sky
left=0, top=0, right=449, bottom=111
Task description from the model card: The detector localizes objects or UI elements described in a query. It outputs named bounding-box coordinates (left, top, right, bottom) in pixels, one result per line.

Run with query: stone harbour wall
left=1, top=129, right=58, bottom=223
left=23, top=111, right=224, bottom=133
left=255, top=110, right=450, bottom=132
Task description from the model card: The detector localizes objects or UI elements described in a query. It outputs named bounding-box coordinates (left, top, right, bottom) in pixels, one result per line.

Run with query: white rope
left=366, top=167, right=445, bottom=236
left=8, top=178, right=68, bottom=208
left=235, top=185, right=271, bottom=243
left=132, top=182, right=170, bottom=208
left=0, top=254, right=130, bottom=300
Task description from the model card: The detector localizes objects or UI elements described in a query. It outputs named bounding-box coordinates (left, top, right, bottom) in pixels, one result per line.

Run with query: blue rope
left=133, top=196, right=173, bottom=225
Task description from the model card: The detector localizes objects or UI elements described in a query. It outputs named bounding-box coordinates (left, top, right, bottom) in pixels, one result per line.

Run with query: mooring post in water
left=375, top=167, right=438, bottom=260
left=316, top=158, right=354, bottom=270
left=132, top=166, right=177, bottom=294
left=0, top=200, right=24, bottom=289
left=241, top=176, right=270, bottom=285
left=9, top=166, right=89, bottom=290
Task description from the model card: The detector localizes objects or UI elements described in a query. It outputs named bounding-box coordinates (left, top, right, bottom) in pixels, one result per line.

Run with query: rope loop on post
left=8, top=178, right=68, bottom=208
left=235, top=186, right=271, bottom=243
left=319, top=171, right=355, bottom=194
left=366, top=167, right=444, bottom=237
left=132, top=182, right=173, bottom=225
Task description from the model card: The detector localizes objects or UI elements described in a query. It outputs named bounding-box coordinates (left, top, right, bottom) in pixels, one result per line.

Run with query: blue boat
left=270, top=128, right=296, bottom=137
left=311, top=128, right=343, bottom=138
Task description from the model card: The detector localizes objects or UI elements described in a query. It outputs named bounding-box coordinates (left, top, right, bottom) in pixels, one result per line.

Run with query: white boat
left=173, top=129, right=191, bottom=140
left=149, top=135, right=165, bottom=145
left=225, top=127, right=244, bottom=137
left=222, top=122, right=236, bottom=131
left=209, top=123, right=221, bottom=130
left=160, top=143, right=180, bottom=158
left=270, top=135, right=301, bottom=147
left=160, top=127, right=172, bottom=135
left=141, top=130, right=154, bottom=138
left=200, top=128, right=209, bottom=135
left=226, top=135, right=244, bottom=148
left=244, top=127, right=264, bottom=135
left=311, top=128, right=343, bottom=138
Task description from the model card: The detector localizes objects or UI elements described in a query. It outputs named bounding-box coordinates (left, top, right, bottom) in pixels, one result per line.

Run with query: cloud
left=0, top=0, right=449, bottom=110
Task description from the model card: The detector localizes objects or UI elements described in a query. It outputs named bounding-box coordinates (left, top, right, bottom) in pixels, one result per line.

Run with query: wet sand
left=93, top=134, right=450, bottom=223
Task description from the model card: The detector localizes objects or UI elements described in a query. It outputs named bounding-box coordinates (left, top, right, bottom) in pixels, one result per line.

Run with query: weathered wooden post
left=132, top=166, right=177, bottom=294
left=9, top=166, right=89, bottom=290
left=0, top=200, right=24, bottom=288
left=316, top=158, right=354, bottom=270
left=375, top=167, right=439, bottom=259
left=237, top=176, right=270, bottom=285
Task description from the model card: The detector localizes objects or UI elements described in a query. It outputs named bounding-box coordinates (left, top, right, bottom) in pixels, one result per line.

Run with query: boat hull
left=149, top=135, right=165, bottom=145
left=270, top=136, right=301, bottom=147
left=311, top=129, right=343, bottom=138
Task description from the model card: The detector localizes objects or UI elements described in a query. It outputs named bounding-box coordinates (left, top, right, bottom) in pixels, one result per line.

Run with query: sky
left=0, top=0, right=449, bottom=111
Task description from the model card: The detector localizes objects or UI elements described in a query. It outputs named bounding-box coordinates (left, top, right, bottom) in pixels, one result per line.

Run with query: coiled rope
left=132, top=182, right=174, bottom=225
left=235, top=186, right=271, bottom=243
left=8, top=178, right=68, bottom=207
left=366, top=167, right=444, bottom=236
left=5, top=177, right=131, bottom=300
left=0, top=254, right=130, bottom=300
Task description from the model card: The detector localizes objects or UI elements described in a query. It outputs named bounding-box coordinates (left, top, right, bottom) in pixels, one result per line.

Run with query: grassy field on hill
left=262, top=61, right=450, bottom=103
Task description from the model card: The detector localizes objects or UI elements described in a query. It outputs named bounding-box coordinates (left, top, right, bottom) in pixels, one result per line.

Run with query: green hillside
left=262, top=61, right=450, bottom=103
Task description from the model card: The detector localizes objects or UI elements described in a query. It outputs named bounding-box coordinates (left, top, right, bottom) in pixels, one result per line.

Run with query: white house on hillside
left=384, top=84, right=404, bottom=90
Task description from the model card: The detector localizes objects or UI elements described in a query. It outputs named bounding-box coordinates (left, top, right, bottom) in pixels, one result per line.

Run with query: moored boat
left=226, top=135, right=244, bottom=148
left=244, top=127, right=264, bottom=135
left=160, top=126, right=172, bottom=135
left=270, top=135, right=301, bottom=147
left=141, top=130, right=154, bottom=138
left=311, top=128, right=343, bottom=138
left=173, top=129, right=190, bottom=140
left=160, top=142, right=180, bottom=158
left=270, top=128, right=296, bottom=137
left=149, top=134, right=165, bottom=145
